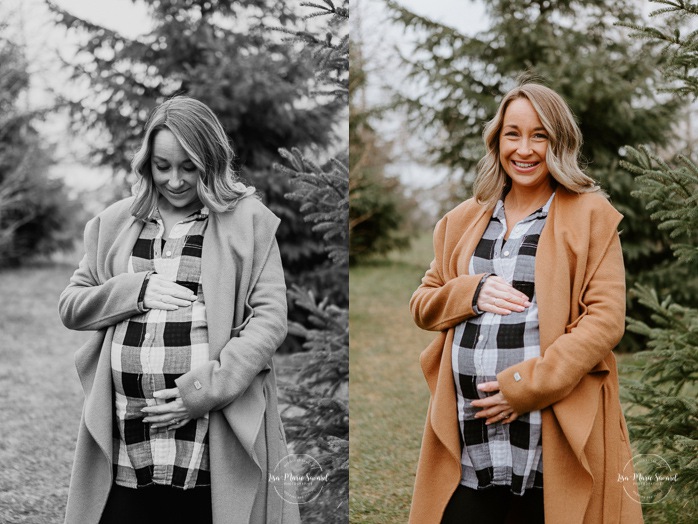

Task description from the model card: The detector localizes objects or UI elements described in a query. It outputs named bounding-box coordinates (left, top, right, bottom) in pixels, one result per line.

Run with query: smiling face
left=150, top=128, right=202, bottom=214
left=499, top=97, right=552, bottom=192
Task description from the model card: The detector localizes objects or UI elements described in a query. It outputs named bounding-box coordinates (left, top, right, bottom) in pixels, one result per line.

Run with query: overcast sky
left=8, top=0, right=656, bottom=195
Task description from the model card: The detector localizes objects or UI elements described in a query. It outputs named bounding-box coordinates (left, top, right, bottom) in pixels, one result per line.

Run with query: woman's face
left=150, top=129, right=202, bottom=213
left=499, top=98, right=551, bottom=192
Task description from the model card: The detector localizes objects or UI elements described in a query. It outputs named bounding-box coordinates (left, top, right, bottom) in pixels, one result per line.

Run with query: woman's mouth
left=512, top=161, right=538, bottom=168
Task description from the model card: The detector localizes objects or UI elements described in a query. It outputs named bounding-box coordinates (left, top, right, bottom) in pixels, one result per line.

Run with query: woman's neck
left=504, top=181, right=554, bottom=215
left=157, top=196, right=202, bottom=221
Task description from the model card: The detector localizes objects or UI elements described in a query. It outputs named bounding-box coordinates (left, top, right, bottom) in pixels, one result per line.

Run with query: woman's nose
left=169, top=171, right=184, bottom=188
left=517, top=139, right=532, bottom=155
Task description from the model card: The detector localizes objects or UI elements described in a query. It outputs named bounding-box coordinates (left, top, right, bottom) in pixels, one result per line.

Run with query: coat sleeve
left=175, top=239, right=287, bottom=419
left=58, top=215, right=150, bottom=331
left=497, top=229, right=626, bottom=414
left=410, top=216, right=487, bottom=331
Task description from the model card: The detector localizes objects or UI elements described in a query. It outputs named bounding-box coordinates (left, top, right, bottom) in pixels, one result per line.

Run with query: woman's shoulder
left=94, top=196, right=136, bottom=220
left=438, top=197, right=488, bottom=229
left=555, top=188, right=622, bottom=223
left=212, top=195, right=280, bottom=231
left=86, top=197, right=136, bottom=230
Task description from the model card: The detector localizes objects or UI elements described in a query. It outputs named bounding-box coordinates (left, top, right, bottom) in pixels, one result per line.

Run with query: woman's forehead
left=152, top=129, right=190, bottom=162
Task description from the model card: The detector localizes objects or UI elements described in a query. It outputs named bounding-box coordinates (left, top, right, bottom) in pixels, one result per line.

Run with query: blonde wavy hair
left=130, top=96, right=255, bottom=219
left=474, top=82, right=600, bottom=206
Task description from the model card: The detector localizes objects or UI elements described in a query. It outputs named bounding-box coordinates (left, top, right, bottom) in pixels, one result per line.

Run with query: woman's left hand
left=141, top=387, right=192, bottom=430
left=470, top=381, right=520, bottom=425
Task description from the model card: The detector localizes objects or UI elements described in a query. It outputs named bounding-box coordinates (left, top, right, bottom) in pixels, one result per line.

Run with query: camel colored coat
left=59, top=196, right=300, bottom=524
left=409, top=188, right=643, bottom=524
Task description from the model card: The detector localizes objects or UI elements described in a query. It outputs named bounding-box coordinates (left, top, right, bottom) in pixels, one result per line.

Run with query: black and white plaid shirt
left=111, top=207, right=211, bottom=489
left=451, top=192, right=554, bottom=495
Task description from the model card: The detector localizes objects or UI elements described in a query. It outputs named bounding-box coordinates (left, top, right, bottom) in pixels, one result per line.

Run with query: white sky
left=3, top=0, right=152, bottom=195
left=352, top=0, right=488, bottom=192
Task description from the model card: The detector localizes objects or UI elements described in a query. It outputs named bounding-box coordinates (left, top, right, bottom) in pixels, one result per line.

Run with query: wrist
left=138, top=271, right=155, bottom=312
left=472, top=273, right=493, bottom=315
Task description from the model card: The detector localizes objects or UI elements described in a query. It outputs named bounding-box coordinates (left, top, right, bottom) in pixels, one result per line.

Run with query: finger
left=142, top=399, right=184, bottom=415
left=168, top=418, right=190, bottom=430
left=153, top=387, right=180, bottom=400
left=479, top=293, right=521, bottom=315
left=493, top=296, right=526, bottom=312
left=489, top=279, right=531, bottom=306
left=148, top=277, right=196, bottom=300
left=143, top=407, right=187, bottom=423
left=479, top=301, right=514, bottom=316
left=159, top=281, right=197, bottom=300
left=470, top=394, right=502, bottom=409
left=477, top=381, right=500, bottom=393
left=485, top=411, right=511, bottom=425
left=150, top=414, right=187, bottom=429
left=162, top=295, right=195, bottom=307
left=156, top=296, right=181, bottom=310
left=503, top=412, right=520, bottom=424
left=474, top=405, right=507, bottom=419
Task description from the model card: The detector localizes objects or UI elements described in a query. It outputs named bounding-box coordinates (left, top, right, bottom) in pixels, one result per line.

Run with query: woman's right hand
left=143, top=274, right=197, bottom=311
left=477, top=275, right=531, bottom=315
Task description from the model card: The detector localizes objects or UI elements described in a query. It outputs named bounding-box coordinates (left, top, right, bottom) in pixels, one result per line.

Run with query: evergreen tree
left=617, top=2, right=698, bottom=521
left=349, top=40, right=411, bottom=263
left=273, top=1, right=349, bottom=521
left=0, top=22, right=79, bottom=267
left=385, top=0, right=691, bottom=349
left=45, top=0, right=338, bottom=304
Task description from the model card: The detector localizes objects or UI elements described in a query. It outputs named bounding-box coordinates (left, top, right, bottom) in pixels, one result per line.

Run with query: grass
left=0, top=261, right=87, bottom=524
left=348, top=233, right=693, bottom=523
left=349, top=233, right=436, bottom=524
left=0, top=258, right=296, bottom=523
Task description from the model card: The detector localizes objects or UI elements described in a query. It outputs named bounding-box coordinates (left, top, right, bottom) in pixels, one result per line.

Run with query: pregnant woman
left=409, top=82, right=643, bottom=524
left=59, top=96, right=300, bottom=524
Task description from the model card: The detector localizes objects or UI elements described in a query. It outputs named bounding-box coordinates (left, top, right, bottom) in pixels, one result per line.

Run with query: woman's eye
left=183, top=165, right=197, bottom=172
left=154, top=164, right=169, bottom=171
left=534, top=133, right=548, bottom=140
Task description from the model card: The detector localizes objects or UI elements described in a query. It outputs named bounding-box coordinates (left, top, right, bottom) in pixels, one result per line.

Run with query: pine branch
left=620, top=145, right=698, bottom=264
left=276, top=147, right=348, bottom=266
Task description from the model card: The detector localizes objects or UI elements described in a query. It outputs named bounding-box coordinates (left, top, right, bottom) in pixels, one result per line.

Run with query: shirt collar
left=148, top=206, right=210, bottom=224
left=494, top=191, right=555, bottom=223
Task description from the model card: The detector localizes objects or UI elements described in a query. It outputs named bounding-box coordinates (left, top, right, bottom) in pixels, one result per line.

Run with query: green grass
left=348, top=235, right=691, bottom=523
left=349, top=234, right=436, bottom=524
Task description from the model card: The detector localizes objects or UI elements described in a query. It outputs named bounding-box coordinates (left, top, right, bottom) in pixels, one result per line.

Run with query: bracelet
left=472, top=273, right=493, bottom=315
left=138, top=271, right=155, bottom=312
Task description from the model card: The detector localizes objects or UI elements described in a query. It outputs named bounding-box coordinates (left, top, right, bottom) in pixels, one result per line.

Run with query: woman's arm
left=497, top=229, right=626, bottom=414
left=409, top=217, right=486, bottom=331
left=58, top=216, right=151, bottom=331
left=174, top=239, right=287, bottom=419
left=410, top=263, right=487, bottom=332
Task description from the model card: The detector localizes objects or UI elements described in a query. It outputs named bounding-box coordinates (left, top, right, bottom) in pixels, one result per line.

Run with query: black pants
left=99, top=483, right=213, bottom=524
left=441, top=484, right=544, bottom=524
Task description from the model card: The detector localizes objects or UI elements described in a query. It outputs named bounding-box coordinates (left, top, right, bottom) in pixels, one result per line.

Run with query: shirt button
left=144, top=333, right=151, bottom=340
left=165, top=250, right=172, bottom=257
left=503, top=250, right=510, bottom=257
left=478, top=335, right=484, bottom=341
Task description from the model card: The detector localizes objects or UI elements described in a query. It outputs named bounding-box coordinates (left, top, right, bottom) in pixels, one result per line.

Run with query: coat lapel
left=429, top=204, right=494, bottom=473
left=103, top=215, right=141, bottom=279
left=201, top=212, right=238, bottom=357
